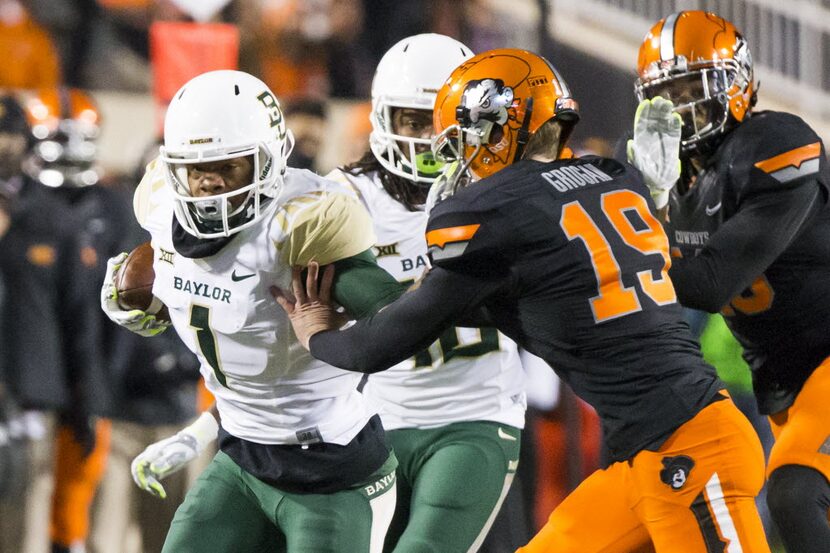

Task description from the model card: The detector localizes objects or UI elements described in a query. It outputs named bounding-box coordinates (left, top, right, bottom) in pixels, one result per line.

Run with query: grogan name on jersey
left=541, top=163, right=612, bottom=192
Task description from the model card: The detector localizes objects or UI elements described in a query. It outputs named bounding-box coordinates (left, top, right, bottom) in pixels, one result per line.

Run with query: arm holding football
left=100, top=243, right=170, bottom=337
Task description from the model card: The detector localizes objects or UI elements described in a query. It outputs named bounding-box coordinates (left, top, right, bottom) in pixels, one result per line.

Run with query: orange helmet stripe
left=426, top=224, right=481, bottom=249
left=754, top=142, right=821, bottom=173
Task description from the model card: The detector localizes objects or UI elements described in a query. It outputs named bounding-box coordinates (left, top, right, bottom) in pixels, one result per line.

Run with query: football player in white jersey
left=328, top=34, right=527, bottom=553
left=100, top=70, right=404, bottom=553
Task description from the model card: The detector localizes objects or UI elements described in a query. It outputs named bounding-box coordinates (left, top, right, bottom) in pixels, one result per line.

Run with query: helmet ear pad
left=728, top=80, right=754, bottom=123
left=489, top=125, right=504, bottom=145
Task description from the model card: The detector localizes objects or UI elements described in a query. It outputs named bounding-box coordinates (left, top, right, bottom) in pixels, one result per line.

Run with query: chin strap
left=513, top=96, right=534, bottom=162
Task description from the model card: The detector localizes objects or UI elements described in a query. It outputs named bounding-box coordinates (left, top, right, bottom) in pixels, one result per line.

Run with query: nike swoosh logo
left=705, top=202, right=722, bottom=216
left=231, top=270, right=256, bottom=282
left=498, top=427, right=517, bottom=441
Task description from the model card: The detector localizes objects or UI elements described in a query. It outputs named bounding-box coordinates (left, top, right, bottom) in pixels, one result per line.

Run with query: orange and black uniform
left=310, top=157, right=770, bottom=552
left=0, top=176, right=109, bottom=551
left=0, top=177, right=101, bottom=413
left=667, top=110, right=830, bottom=551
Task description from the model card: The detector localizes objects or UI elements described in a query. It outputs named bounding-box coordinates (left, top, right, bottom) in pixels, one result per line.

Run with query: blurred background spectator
left=284, top=98, right=327, bottom=172
left=0, top=0, right=61, bottom=89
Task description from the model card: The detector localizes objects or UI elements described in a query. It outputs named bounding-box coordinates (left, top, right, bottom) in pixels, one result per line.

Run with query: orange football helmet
left=20, top=87, right=101, bottom=187
left=635, top=11, right=755, bottom=153
left=432, top=48, right=578, bottom=186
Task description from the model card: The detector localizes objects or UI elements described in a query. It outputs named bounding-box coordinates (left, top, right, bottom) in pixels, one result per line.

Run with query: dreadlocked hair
left=341, top=151, right=427, bottom=211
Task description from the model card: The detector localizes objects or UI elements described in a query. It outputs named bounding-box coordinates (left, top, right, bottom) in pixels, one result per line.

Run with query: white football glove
left=627, top=97, right=683, bottom=210
left=131, top=412, right=219, bottom=499
left=100, top=252, right=170, bottom=337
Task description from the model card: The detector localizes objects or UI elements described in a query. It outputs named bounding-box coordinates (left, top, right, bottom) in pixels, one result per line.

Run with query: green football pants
left=384, top=421, right=521, bottom=553
left=162, top=450, right=398, bottom=553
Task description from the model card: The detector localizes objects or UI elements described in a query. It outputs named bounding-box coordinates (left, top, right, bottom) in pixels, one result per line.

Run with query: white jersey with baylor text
left=328, top=169, right=527, bottom=431
left=134, top=160, right=378, bottom=445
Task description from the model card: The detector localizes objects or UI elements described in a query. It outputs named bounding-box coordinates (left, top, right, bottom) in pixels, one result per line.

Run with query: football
left=114, top=241, right=169, bottom=321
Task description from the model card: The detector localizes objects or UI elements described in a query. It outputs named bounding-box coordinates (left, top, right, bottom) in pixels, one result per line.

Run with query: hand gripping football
left=114, top=242, right=169, bottom=321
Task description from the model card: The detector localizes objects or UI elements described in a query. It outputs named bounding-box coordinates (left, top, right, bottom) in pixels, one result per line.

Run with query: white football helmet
left=160, top=70, right=294, bottom=239
left=370, top=33, right=473, bottom=186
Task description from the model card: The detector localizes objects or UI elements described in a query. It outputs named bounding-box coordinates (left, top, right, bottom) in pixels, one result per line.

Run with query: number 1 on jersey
left=560, top=190, right=676, bottom=323
left=190, top=304, right=229, bottom=388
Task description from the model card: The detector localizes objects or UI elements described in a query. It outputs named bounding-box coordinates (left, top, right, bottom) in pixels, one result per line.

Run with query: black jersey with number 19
left=424, top=156, right=722, bottom=462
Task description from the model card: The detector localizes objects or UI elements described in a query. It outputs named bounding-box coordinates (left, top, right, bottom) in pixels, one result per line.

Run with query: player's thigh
left=767, top=356, right=830, bottom=481
left=383, top=426, right=421, bottom=552
left=382, top=460, right=412, bottom=553
left=391, top=423, right=521, bottom=553
left=517, top=462, right=652, bottom=553
left=277, top=453, right=398, bottom=553
left=162, top=452, right=280, bottom=553
left=631, top=397, right=769, bottom=552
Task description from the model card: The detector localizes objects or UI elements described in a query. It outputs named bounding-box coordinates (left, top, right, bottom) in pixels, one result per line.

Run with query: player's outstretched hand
left=627, top=97, right=682, bottom=210
left=131, top=412, right=218, bottom=499
left=271, top=262, right=346, bottom=350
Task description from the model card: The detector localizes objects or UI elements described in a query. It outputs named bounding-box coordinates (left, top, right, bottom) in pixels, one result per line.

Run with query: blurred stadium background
left=2, top=0, right=827, bottom=551
left=48, top=0, right=830, bottom=175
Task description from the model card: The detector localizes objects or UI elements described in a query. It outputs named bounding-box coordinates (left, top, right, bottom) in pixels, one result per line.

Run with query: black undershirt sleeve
left=669, top=180, right=823, bottom=312
left=309, top=265, right=504, bottom=373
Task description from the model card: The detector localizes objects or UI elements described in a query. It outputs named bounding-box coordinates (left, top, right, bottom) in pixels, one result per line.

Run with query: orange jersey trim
left=426, top=224, right=481, bottom=248
left=754, top=142, right=821, bottom=173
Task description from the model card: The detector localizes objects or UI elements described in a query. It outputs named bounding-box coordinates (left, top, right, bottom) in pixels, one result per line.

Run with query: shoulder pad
left=426, top=199, right=510, bottom=278
left=724, top=112, right=828, bottom=201
left=273, top=184, right=375, bottom=266
left=133, top=157, right=171, bottom=231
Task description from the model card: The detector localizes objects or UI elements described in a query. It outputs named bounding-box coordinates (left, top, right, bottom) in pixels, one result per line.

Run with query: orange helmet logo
left=432, top=48, right=578, bottom=184
left=458, top=79, right=513, bottom=127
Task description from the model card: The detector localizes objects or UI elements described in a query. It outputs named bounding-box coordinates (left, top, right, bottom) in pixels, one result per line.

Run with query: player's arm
left=330, top=249, right=407, bottom=319
left=101, top=159, right=171, bottom=336
left=282, top=204, right=512, bottom=372
left=331, top=250, right=494, bottom=325
left=294, top=263, right=503, bottom=373
left=280, top=188, right=410, bottom=318
left=669, top=178, right=823, bottom=312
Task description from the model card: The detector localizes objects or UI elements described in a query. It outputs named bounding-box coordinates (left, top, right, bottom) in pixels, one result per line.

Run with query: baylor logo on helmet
left=257, top=90, right=287, bottom=139
left=660, top=455, right=695, bottom=490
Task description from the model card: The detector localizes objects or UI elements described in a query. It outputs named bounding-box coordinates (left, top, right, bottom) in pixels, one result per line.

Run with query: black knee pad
left=768, top=464, right=830, bottom=514
left=767, top=464, right=830, bottom=553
